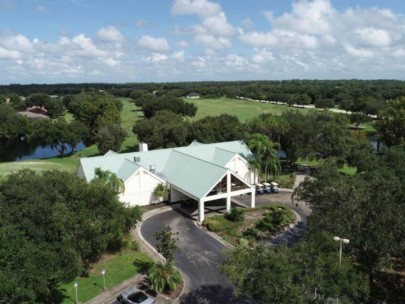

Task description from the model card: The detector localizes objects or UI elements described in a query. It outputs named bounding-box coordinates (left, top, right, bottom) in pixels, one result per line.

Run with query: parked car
left=117, top=287, right=156, bottom=304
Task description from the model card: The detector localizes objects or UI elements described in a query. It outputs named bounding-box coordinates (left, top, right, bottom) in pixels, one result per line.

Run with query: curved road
left=141, top=209, right=252, bottom=303
left=140, top=177, right=310, bottom=303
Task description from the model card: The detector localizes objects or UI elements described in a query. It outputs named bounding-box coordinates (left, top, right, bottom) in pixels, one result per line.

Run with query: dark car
left=116, top=287, right=155, bottom=304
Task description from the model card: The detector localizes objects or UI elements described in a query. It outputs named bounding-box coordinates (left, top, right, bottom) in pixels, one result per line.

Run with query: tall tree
left=376, top=97, right=405, bottom=147
left=95, top=123, right=127, bottom=154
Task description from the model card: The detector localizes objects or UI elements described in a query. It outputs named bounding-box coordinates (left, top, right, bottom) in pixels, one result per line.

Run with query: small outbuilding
left=186, top=92, right=200, bottom=99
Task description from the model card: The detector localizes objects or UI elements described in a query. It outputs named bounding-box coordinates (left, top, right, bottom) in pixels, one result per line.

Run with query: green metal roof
left=79, top=140, right=253, bottom=197
left=161, top=150, right=228, bottom=199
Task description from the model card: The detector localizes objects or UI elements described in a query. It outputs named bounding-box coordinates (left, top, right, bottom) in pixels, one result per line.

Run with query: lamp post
left=333, top=236, right=350, bottom=267
left=333, top=236, right=350, bottom=304
left=101, top=269, right=106, bottom=289
left=73, top=281, right=79, bottom=304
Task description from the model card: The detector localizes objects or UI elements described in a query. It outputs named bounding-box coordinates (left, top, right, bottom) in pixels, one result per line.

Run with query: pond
left=0, top=142, right=86, bottom=162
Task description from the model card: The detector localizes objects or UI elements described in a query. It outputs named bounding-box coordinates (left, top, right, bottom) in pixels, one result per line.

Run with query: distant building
left=186, top=92, right=200, bottom=99
left=18, top=111, right=49, bottom=119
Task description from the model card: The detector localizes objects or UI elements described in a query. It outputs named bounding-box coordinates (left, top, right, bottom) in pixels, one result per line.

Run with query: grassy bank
left=60, top=249, right=152, bottom=304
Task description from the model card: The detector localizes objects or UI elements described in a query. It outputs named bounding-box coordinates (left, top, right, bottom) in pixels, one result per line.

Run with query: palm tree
left=94, top=168, right=125, bottom=194
left=148, top=262, right=182, bottom=292
left=248, top=133, right=281, bottom=182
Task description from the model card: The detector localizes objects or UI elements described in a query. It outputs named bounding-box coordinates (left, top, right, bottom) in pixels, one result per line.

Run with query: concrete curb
left=134, top=206, right=190, bottom=303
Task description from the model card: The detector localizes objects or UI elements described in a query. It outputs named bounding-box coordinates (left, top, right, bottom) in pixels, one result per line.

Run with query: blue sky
left=0, top=0, right=404, bottom=84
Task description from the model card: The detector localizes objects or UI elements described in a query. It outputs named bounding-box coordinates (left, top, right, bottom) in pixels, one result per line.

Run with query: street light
left=101, top=269, right=106, bottom=289
left=333, top=236, right=349, bottom=304
left=333, top=236, right=350, bottom=267
left=73, top=281, right=79, bottom=304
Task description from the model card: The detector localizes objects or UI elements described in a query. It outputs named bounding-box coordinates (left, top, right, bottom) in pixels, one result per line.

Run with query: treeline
left=2, top=80, right=405, bottom=115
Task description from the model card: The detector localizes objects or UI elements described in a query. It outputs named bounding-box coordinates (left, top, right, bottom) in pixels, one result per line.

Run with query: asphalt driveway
left=141, top=208, right=230, bottom=290
left=140, top=208, right=253, bottom=303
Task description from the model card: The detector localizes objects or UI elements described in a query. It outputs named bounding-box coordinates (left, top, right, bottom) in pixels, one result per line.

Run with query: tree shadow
left=180, top=284, right=254, bottom=304
left=132, top=258, right=153, bottom=275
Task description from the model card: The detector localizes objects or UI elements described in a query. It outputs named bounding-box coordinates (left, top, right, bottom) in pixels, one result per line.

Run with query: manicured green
left=0, top=157, right=79, bottom=177
left=189, top=97, right=312, bottom=122
left=119, top=97, right=143, bottom=152
left=60, top=250, right=153, bottom=304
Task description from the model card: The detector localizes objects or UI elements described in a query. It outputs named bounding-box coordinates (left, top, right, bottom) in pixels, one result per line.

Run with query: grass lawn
left=189, top=97, right=312, bottom=122
left=119, top=97, right=143, bottom=152
left=296, top=158, right=357, bottom=175
left=60, top=250, right=153, bottom=304
left=0, top=157, right=79, bottom=178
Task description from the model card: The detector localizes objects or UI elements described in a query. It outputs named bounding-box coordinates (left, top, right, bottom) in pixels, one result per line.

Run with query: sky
left=0, top=0, right=405, bottom=84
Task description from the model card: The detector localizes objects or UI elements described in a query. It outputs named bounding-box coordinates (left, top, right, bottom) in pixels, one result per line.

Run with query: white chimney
left=139, top=142, right=148, bottom=152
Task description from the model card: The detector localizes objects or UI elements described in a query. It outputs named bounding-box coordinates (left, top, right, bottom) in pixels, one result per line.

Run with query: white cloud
left=172, top=51, right=185, bottom=61
left=0, top=47, right=20, bottom=59
left=97, top=26, right=124, bottom=43
left=72, top=34, right=107, bottom=57
left=137, top=35, right=170, bottom=51
left=195, top=34, right=231, bottom=50
left=146, top=52, right=168, bottom=63
left=171, top=0, right=221, bottom=18
left=202, top=12, right=234, bottom=36
left=252, top=49, right=274, bottom=64
left=177, top=40, right=189, bottom=48
left=1, top=34, right=33, bottom=52
left=343, top=43, right=374, bottom=58
left=355, top=27, right=392, bottom=47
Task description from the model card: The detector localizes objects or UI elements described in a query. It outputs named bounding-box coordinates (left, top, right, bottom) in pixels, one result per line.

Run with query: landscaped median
left=203, top=204, right=295, bottom=247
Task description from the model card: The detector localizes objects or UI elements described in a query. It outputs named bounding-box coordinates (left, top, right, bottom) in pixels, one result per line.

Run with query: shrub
left=204, top=219, right=222, bottom=232
left=225, top=207, right=245, bottom=222
left=256, top=217, right=273, bottom=232
left=129, top=240, right=141, bottom=252
left=243, top=227, right=260, bottom=239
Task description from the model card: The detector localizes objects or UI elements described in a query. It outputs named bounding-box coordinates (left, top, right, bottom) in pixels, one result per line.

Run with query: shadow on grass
left=133, top=258, right=153, bottom=275
left=180, top=284, right=253, bottom=304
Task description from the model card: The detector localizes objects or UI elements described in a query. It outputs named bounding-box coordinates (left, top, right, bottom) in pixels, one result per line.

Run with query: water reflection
left=0, top=142, right=86, bottom=162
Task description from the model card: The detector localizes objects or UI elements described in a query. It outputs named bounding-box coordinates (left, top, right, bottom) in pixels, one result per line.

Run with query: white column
left=251, top=188, right=255, bottom=208
left=226, top=172, right=231, bottom=213
left=198, top=198, right=205, bottom=223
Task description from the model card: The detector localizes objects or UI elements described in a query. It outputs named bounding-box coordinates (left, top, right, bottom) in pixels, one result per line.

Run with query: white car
left=116, top=287, right=156, bottom=304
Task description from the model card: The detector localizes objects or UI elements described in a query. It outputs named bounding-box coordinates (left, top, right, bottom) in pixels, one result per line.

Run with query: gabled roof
left=161, top=150, right=228, bottom=199
left=79, top=140, right=253, bottom=197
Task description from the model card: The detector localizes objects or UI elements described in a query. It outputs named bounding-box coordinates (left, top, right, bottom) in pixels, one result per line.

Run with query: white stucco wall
left=119, top=169, right=162, bottom=206
left=225, top=155, right=253, bottom=184
left=170, top=186, right=190, bottom=203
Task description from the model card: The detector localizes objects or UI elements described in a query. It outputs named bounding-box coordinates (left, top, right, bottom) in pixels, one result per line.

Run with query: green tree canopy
left=376, top=97, right=405, bottom=147
left=0, top=170, right=142, bottom=302
left=222, top=232, right=369, bottom=303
